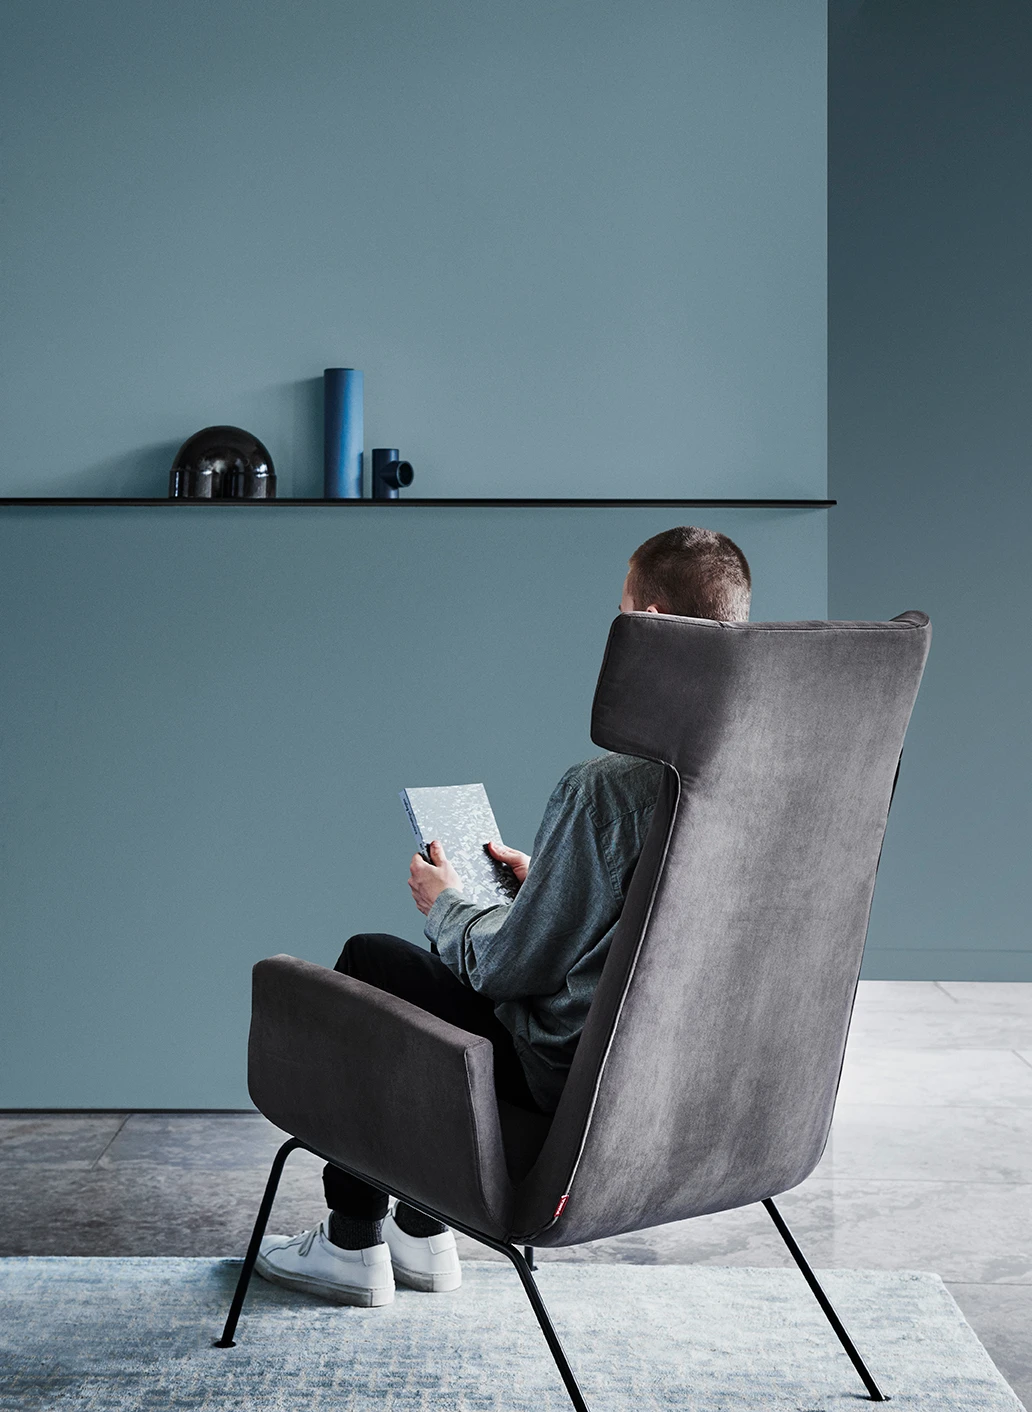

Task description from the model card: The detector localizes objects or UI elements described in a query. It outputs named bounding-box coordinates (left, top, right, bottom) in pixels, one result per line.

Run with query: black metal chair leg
left=523, top=1245, right=537, bottom=1270
left=215, top=1137, right=305, bottom=1348
left=499, top=1243, right=590, bottom=1412
left=763, top=1198, right=888, bottom=1402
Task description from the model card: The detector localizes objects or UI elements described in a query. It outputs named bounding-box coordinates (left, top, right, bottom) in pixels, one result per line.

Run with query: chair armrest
left=247, top=954, right=512, bottom=1239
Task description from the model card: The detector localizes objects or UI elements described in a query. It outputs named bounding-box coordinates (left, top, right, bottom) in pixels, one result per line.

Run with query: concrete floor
left=2, top=979, right=1030, bottom=1408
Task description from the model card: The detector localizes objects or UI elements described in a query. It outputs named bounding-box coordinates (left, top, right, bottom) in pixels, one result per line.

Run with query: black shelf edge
left=0, top=497, right=836, bottom=507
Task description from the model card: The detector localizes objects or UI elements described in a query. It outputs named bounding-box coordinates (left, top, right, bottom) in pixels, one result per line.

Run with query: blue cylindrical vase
left=323, top=368, right=364, bottom=498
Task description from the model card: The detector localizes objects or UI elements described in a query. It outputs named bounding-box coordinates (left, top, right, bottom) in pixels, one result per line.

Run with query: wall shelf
left=0, top=497, right=836, bottom=508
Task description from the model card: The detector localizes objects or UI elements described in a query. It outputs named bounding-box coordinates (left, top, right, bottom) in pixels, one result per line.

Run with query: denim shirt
left=424, top=752, right=664, bottom=1113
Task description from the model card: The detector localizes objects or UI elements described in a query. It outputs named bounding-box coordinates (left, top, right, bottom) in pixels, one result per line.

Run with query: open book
left=400, top=783, right=520, bottom=908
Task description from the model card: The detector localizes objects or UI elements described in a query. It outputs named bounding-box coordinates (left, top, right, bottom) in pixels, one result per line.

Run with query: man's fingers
left=412, top=843, right=448, bottom=873
left=492, top=841, right=527, bottom=865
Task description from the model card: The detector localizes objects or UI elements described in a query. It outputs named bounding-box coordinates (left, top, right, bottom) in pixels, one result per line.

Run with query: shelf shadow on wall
left=25, top=376, right=325, bottom=500
left=53, top=444, right=184, bottom=499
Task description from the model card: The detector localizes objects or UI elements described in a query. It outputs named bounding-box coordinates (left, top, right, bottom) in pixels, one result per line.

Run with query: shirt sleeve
left=424, top=771, right=623, bottom=1002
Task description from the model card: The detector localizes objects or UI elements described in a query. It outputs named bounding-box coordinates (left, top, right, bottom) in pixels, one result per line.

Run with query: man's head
left=620, top=526, right=751, bottom=621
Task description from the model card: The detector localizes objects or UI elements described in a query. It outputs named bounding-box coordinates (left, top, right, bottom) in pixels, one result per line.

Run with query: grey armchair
left=217, top=609, right=931, bottom=1408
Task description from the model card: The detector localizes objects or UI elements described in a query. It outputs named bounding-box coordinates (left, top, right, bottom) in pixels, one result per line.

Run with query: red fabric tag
left=553, top=1193, right=570, bottom=1219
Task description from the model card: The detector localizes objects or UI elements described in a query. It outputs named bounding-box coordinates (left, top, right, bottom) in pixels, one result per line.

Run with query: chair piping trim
left=529, top=759, right=682, bottom=1239
left=463, top=1042, right=509, bottom=1236
left=519, top=611, right=929, bottom=1240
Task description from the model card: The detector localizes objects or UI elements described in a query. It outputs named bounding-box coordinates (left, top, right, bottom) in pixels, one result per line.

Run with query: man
left=257, top=526, right=751, bottom=1306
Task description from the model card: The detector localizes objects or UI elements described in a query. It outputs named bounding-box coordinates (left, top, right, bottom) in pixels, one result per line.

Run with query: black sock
left=393, top=1201, right=448, bottom=1238
left=328, top=1210, right=384, bottom=1250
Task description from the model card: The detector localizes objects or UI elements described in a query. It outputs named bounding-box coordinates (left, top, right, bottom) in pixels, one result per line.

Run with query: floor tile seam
left=944, top=1281, right=1032, bottom=1290
left=933, top=981, right=963, bottom=1003
left=848, top=1023, right=1032, bottom=1029
left=0, top=1162, right=107, bottom=1171
left=845, top=1042, right=1032, bottom=1051
left=812, top=1175, right=1032, bottom=1184
left=0, top=1109, right=261, bottom=1116
left=793, top=1176, right=1032, bottom=1188
left=91, top=1161, right=286, bottom=1171
left=844, top=1041, right=1032, bottom=1049
left=835, top=1095, right=1032, bottom=1107
left=833, top=1101, right=1032, bottom=1109
left=850, top=1008, right=1032, bottom=1013
left=1015, top=1051, right=1032, bottom=1072
left=3, top=1165, right=1031, bottom=1187
left=88, top=1114, right=133, bottom=1171
left=0, top=1158, right=301, bottom=1170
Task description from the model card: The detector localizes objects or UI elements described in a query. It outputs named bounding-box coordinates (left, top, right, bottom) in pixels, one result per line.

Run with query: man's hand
left=487, top=839, right=531, bottom=886
left=408, top=840, right=464, bottom=916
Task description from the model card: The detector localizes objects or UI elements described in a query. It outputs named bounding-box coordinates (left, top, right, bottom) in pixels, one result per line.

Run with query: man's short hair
left=627, top=526, right=751, bottom=621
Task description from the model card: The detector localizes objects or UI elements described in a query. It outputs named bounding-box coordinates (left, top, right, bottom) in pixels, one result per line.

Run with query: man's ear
left=644, top=604, right=662, bottom=614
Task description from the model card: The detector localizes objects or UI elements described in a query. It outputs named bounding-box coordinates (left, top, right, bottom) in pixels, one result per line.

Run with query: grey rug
left=0, top=1257, right=1023, bottom=1410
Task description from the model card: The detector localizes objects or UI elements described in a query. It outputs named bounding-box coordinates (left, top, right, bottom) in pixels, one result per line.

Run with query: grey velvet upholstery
left=248, top=611, right=930, bottom=1250
left=249, top=956, right=514, bottom=1239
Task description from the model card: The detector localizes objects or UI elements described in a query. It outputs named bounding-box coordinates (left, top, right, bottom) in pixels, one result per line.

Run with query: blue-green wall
left=0, top=509, right=825, bottom=1107
left=0, top=0, right=825, bottom=500
left=829, top=0, right=1032, bottom=981
left=0, top=0, right=828, bottom=1105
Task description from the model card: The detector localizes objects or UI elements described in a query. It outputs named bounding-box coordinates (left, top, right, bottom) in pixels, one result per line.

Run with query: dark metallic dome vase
left=169, top=426, right=276, bottom=499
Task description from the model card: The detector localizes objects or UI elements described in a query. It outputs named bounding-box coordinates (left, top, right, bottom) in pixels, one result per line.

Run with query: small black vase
left=169, top=426, right=276, bottom=499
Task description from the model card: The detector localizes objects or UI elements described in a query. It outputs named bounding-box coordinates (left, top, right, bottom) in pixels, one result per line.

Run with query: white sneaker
left=383, top=1208, right=462, bottom=1292
left=255, top=1218, right=395, bottom=1306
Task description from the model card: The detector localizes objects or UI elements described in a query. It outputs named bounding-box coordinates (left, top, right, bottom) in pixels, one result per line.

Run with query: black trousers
left=323, top=932, right=543, bottom=1219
